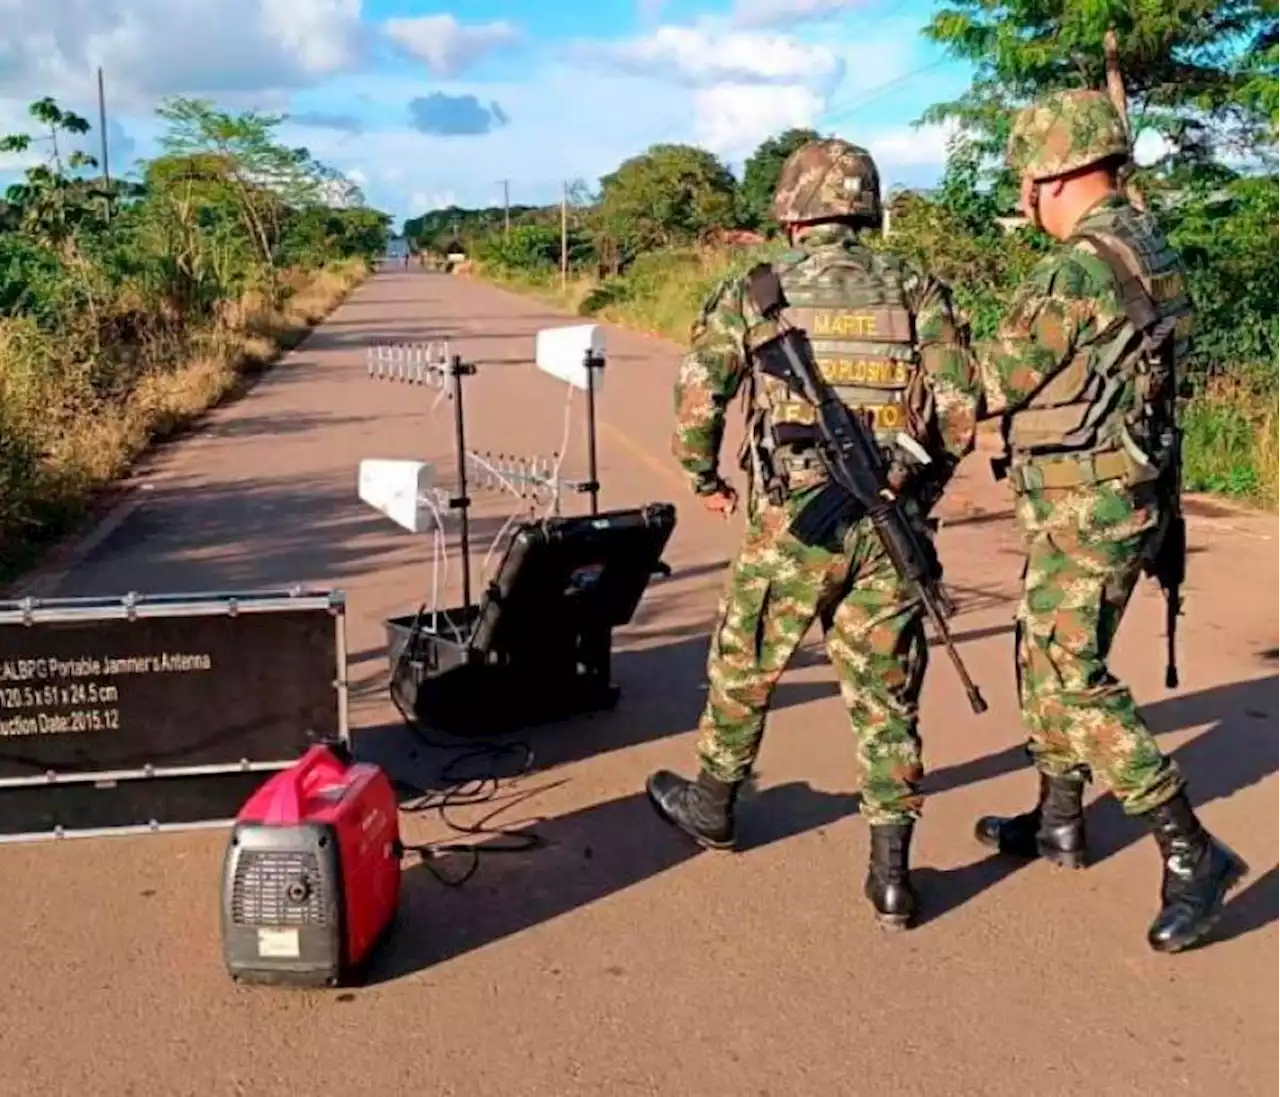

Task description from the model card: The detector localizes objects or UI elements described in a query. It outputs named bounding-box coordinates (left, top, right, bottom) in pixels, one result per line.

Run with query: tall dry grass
left=0, top=258, right=368, bottom=579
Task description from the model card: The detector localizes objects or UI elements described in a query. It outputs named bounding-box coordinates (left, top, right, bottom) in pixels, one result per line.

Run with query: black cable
left=385, top=601, right=544, bottom=888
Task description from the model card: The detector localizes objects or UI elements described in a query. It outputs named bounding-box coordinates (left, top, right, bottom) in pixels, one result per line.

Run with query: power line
left=819, top=56, right=954, bottom=127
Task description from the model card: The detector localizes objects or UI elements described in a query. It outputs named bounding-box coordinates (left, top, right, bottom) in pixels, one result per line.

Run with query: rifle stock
left=744, top=264, right=986, bottom=715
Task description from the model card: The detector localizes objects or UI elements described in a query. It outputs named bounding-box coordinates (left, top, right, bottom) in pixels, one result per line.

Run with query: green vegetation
left=1, top=95, right=390, bottom=579
left=415, top=6, right=1277, bottom=508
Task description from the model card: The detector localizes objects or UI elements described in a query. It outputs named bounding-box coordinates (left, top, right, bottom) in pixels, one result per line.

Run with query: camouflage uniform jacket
left=977, top=195, right=1192, bottom=496
left=672, top=224, right=981, bottom=509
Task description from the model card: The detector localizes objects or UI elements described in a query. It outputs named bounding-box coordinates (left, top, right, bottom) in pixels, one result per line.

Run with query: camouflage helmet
left=1006, top=89, right=1131, bottom=182
left=771, top=139, right=881, bottom=224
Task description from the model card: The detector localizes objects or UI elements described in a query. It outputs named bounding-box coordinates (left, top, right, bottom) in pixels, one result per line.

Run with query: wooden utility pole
left=501, top=179, right=510, bottom=237
left=97, top=66, right=112, bottom=222
left=1104, top=27, right=1146, bottom=211
left=560, top=181, right=568, bottom=291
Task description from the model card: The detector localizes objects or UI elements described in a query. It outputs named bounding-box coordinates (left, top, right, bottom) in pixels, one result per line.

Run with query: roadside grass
left=0, top=258, right=369, bottom=582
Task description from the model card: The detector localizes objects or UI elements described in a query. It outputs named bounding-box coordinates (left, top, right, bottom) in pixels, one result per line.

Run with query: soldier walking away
left=974, top=89, right=1247, bottom=953
left=645, top=140, right=981, bottom=930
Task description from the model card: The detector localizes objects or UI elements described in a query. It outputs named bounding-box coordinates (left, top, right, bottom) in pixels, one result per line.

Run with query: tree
left=922, top=0, right=1278, bottom=175
left=596, top=144, right=739, bottom=261
left=0, top=98, right=105, bottom=255
left=154, top=97, right=336, bottom=277
left=738, top=127, right=820, bottom=231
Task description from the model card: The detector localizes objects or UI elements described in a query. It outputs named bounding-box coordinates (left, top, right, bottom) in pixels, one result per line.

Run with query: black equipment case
left=386, top=502, right=676, bottom=734
left=0, top=589, right=349, bottom=842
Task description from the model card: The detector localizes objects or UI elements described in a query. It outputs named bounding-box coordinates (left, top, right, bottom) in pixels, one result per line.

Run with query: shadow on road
left=365, top=780, right=857, bottom=985
left=1212, top=865, right=1278, bottom=947
left=350, top=669, right=1276, bottom=981
left=50, top=473, right=522, bottom=597
left=918, top=673, right=1278, bottom=928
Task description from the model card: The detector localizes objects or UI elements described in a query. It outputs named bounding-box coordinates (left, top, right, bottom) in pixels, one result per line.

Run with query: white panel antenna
left=535, top=325, right=605, bottom=393
left=358, top=459, right=441, bottom=534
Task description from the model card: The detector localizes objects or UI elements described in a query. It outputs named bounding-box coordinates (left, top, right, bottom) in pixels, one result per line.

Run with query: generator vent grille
left=230, top=850, right=329, bottom=927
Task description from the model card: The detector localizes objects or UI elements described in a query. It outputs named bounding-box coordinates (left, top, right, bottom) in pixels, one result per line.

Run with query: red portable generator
left=220, top=743, right=401, bottom=987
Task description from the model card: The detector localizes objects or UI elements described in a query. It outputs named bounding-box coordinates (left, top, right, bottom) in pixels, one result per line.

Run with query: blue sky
left=0, top=0, right=977, bottom=228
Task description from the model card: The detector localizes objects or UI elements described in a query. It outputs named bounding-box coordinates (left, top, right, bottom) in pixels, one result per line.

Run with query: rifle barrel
left=919, top=590, right=988, bottom=714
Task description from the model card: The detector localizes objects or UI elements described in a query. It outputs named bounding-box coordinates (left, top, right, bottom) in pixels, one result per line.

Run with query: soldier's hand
left=702, top=483, right=738, bottom=518
left=886, top=462, right=910, bottom=493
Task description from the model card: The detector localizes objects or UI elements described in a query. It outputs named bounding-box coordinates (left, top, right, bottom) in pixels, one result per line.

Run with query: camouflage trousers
left=1014, top=480, right=1184, bottom=815
left=695, top=494, right=928, bottom=825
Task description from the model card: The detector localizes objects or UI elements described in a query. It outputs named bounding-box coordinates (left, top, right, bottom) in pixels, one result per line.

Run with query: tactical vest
left=740, top=248, right=925, bottom=498
left=1001, top=206, right=1192, bottom=494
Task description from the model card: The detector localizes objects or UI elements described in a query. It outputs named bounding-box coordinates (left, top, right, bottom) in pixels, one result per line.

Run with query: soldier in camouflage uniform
left=645, top=139, right=981, bottom=929
left=974, top=88, right=1246, bottom=952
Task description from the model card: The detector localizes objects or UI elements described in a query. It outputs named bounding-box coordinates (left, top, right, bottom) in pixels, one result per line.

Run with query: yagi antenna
left=465, top=449, right=590, bottom=514
left=365, top=341, right=453, bottom=391
left=362, top=343, right=478, bottom=613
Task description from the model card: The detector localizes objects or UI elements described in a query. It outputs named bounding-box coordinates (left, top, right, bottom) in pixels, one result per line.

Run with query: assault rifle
left=1144, top=419, right=1184, bottom=689
left=744, top=264, right=987, bottom=715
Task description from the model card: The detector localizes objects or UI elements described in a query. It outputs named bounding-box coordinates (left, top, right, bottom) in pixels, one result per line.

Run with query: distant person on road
left=972, top=88, right=1245, bottom=953
left=645, top=139, right=982, bottom=930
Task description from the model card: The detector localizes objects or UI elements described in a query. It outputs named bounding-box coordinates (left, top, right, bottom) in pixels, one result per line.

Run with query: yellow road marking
left=598, top=418, right=687, bottom=490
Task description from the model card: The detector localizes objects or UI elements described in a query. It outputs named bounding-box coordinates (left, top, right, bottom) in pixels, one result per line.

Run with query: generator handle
left=262, top=744, right=335, bottom=825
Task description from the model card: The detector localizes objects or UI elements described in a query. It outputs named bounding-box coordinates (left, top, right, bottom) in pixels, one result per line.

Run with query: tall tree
left=154, top=98, right=333, bottom=274
left=597, top=144, right=738, bottom=260
left=922, top=0, right=1279, bottom=177
left=0, top=98, right=104, bottom=254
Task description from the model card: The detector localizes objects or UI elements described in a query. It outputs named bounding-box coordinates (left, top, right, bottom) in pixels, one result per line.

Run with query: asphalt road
left=1, top=267, right=1275, bottom=1097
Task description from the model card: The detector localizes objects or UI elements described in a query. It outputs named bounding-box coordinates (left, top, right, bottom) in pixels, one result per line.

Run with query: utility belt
left=995, top=446, right=1159, bottom=495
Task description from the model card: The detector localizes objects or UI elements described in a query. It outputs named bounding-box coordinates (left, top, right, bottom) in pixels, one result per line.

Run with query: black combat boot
left=864, top=822, right=918, bottom=930
left=974, top=772, right=1088, bottom=869
left=1143, top=792, right=1248, bottom=954
left=646, top=769, right=741, bottom=850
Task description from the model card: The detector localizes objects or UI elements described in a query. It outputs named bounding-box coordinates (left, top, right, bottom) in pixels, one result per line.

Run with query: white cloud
left=567, top=18, right=860, bottom=166
left=0, top=0, right=366, bottom=109
left=582, top=25, right=844, bottom=91
left=259, top=0, right=364, bottom=76
left=864, top=120, right=955, bottom=169
left=730, top=0, right=869, bottom=30
left=383, top=14, right=520, bottom=77
left=695, top=83, right=826, bottom=159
